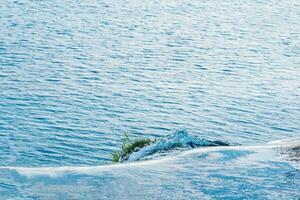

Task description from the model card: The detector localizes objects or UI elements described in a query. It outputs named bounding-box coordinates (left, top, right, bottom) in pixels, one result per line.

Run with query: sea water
left=0, top=0, right=299, bottom=199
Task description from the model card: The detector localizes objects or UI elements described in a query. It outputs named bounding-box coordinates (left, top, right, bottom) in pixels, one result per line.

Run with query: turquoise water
left=0, top=0, right=299, bottom=199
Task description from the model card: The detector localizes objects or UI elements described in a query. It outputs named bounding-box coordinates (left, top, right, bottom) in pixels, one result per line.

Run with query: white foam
left=0, top=145, right=277, bottom=177
left=1, top=136, right=298, bottom=177
left=126, top=129, right=228, bottom=161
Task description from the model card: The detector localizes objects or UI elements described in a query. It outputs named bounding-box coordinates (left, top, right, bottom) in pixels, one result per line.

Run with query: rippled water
left=0, top=0, right=300, bottom=199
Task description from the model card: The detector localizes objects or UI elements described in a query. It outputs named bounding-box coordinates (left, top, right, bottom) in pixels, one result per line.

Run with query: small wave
left=0, top=156, right=177, bottom=177
left=124, top=129, right=230, bottom=162
left=0, top=144, right=282, bottom=177
left=1, top=132, right=298, bottom=177
left=2, top=142, right=299, bottom=177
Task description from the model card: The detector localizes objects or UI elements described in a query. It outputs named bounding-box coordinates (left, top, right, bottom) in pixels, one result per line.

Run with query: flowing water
left=0, top=0, right=299, bottom=199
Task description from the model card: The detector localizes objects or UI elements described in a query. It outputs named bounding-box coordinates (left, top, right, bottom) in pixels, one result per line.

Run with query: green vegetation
left=112, top=133, right=154, bottom=162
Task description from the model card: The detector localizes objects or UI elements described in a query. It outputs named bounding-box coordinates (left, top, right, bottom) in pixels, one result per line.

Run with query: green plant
left=112, top=151, right=120, bottom=162
left=112, top=133, right=154, bottom=162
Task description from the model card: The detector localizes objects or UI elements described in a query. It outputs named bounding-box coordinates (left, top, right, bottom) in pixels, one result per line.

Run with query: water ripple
left=0, top=0, right=299, bottom=169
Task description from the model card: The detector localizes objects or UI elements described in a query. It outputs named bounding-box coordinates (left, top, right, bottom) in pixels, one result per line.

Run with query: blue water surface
left=0, top=0, right=300, bottom=199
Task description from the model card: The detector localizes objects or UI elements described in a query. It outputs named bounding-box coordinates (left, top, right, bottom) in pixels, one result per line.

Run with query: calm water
left=0, top=0, right=300, bottom=199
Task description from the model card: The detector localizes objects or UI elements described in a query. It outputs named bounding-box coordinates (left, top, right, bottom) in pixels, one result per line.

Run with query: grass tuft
left=112, top=133, right=154, bottom=162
